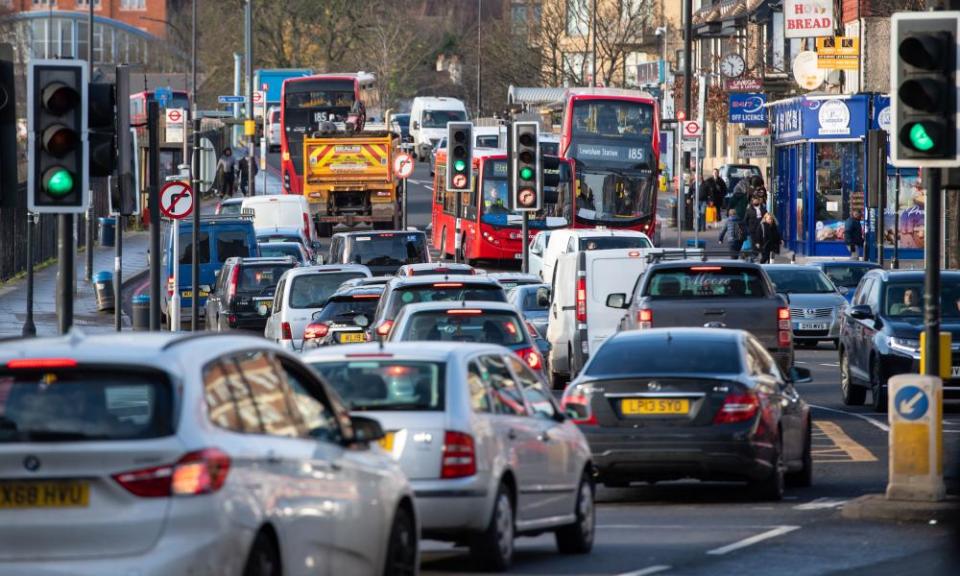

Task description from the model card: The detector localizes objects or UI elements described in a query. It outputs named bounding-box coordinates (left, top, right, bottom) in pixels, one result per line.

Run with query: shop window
left=813, top=142, right=862, bottom=242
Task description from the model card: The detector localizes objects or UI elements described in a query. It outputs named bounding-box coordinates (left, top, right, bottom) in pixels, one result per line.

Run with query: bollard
left=887, top=374, right=945, bottom=502
left=98, top=217, right=116, bottom=247
left=93, top=271, right=115, bottom=311
left=132, top=294, right=150, bottom=332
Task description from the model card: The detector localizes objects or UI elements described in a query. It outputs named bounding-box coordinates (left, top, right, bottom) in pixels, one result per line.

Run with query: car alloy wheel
left=471, top=483, right=515, bottom=571
left=840, top=350, right=866, bottom=406
left=752, top=436, right=785, bottom=501
left=556, top=473, right=595, bottom=554
left=384, top=505, right=417, bottom=576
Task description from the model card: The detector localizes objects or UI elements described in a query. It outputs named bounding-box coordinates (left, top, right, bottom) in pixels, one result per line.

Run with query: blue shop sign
left=729, top=93, right=767, bottom=126
left=872, top=95, right=891, bottom=133
left=771, top=95, right=870, bottom=143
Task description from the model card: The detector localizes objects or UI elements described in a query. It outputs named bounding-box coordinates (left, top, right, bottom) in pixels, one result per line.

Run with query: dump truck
left=302, top=130, right=401, bottom=236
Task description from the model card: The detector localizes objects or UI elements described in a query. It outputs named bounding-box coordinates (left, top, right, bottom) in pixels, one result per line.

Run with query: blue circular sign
left=894, top=385, right=929, bottom=421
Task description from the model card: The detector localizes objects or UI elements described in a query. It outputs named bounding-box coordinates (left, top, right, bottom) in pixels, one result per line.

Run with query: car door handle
left=265, top=450, right=282, bottom=465
left=537, top=431, right=551, bottom=443
left=507, top=429, right=518, bottom=441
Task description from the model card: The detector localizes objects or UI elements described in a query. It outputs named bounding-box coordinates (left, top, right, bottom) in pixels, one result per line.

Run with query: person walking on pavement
left=758, top=212, right=782, bottom=264
left=730, top=175, right=759, bottom=220
left=744, top=195, right=767, bottom=261
left=706, top=168, right=728, bottom=211
left=215, top=147, right=236, bottom=198
left=238, top=151, right=259, bottom=197
left=844, top=209, right=865, bottom=260
left=718, top=209, right=745, bottom=259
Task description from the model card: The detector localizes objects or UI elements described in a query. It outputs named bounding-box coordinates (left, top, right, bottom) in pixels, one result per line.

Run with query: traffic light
left=510, top=121, right=541, bottom=212
left=0, top=43, right=16, bottom=209
left=28, top=60, right=88, bottom=213
left=89, top=81, right=116, bottom=177
left=891, top=12, right=960, bottom=167
left=113, top=65, right=137, bottom=215
left=446, top=121, right=473, bottom=192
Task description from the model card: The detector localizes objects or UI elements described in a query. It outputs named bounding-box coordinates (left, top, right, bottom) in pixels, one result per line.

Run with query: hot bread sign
left=784, top=0, right=834, bottom=39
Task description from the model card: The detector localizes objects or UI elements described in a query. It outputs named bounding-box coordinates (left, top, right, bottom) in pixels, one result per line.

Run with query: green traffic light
left=454, top=159, right=466, bottom=172
left=45, top=168, right=74, bottom=196
left=909, top=123, right=936, bottom=151
left=519, top=166, right=534, bottom=181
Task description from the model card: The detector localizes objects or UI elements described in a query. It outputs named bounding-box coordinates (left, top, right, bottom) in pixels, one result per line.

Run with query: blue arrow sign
left=894, top=385, right=929, bottom=421
left=218, top=95, right=247, bottom=104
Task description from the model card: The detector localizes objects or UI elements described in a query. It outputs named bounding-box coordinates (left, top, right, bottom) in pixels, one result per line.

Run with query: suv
left=839, top=270, right=960, bottom=411
left=0, top=332, right=417, bottom=575
left=205, top=256, right=298, bottom=332
left=328, top=230, right=430, bottom=276
left=162, top=215, right=259, bottom=329
left=302, top=285, right=384, bottom=349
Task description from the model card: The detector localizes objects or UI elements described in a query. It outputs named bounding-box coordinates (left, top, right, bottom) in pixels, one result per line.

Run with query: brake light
left=561, top=384, right=597, bottom=425
left=525, top=320, right=541, bottom=339
left=345, top=353, right=394, bottom=358
left=351, top=294, right=380, bottom=299
left=447, top=309, right=482, bottom=315
left=226, top=265, right=240, bottom=301
left=691, top=266, right=722, bottom=271
left=516, top=346, right=543, bottom=371
left=113, top=448, right=231, bottom=498
left=713, top=392, right=760, bottom=424
left=441, top=431, right=476, bottom=479
left=281, top=322, right=293, bottom=341
left=376, top=320, right=394, bottom=336
left=6, top=358, right=78, bottom=369
left=433, top=282, right=463, bottom=288
left=302, top=213, right=312, bottom=242
left=303, top=322, right=329, bottom=340
left=637, top=308, right=653, bottom=329
left=778, top=306, right=791, bottom=346
left=576, top=275, right=587, bottom=323
left=166, top=276, right=174, bottom=297
left=778, top=307, right=791, bottom=322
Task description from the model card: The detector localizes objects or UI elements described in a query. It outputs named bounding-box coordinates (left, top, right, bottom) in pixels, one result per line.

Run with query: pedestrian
left=215, top=147, right=236, bottom=198
left=759, top=212, right=782, bottom=264
left=238, top=152, right=258, bottom=197
left=684, top=175, right=696, bottom=231
left=718, top=209, right=745, bottom=259
left=844, top=209, right=865, bottom=260
left=730, top=175, right=758, bottom=220
left=706, top=168, right=728, bottom=211
left=744, top=195, right=767, bottom=261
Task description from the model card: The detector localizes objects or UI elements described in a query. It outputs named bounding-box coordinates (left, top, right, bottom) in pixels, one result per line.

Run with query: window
left=765, top=268, right=837, bottom=294
left=217, top=358, right=263, bottom=432
left=566, top=0, right=589, bottom=36
left=467, top=361, right=492, bottom=413
left=121, top=0, right=147, bottom=9
left=401, top=311, right=528, bottom=346
left=178, top=231, right=210, bottom=264
left=309, top=360, right=445, bottom=412
left=278, top=360, right=342, bottom=443
left=237, top=264, right=295, bottom=294
left=289, top=272, right=366, bottom=308
left=234, top=351, right=299, bottom=438
left=203, top=360, right=243, bottom=431
left=506, top=357, right=556, bottom=420
left=216, top=230, right=251, bottom=261
left=273, top=278, right=285, bottom=313
left=77, top=0, right=102, bottom=6
left=852, top=277, right=873, bottom=307
left=479, top=355, right=527, bottom=416
left=813, top=142, right=863, bottom=243
left=585, top=336, right=743, bottom=376
left=644, top=268, right=768, bottom=298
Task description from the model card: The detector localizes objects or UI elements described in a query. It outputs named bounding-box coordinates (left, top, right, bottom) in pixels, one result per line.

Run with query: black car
left=561, top=328, right=813, bottom=500
left=839, top=270, right=960, bottom=411
left=328, top=230, right=430, bottom=276
left=205, top=256, right=298, bottom=332
left=811, top=261, right=881, bottom=303
left=302, top=286, right=383, bottom=349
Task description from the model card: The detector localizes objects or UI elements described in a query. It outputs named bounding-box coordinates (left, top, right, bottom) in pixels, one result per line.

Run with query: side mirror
left=412, top=121, right=420, bottom=130
left=348, top=415, right=385, bottom=445
left=537, top=293, right=551, bottom=308
left=606, top=293, right=628, bottom=309
left=849, top=304, right=873, bottom=320
left=790, top=366, right=813, bottom=384
left=837, top=286, right=850, bottom=295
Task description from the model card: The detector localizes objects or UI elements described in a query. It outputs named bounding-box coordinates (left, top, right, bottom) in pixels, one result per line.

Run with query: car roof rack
left=644, top=248, right=707, bottom=264
left=197, top=213, right=255, bottom=223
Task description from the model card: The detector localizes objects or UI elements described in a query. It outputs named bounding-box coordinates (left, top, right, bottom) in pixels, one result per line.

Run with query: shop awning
left=507, top=86, right=567, bottom=108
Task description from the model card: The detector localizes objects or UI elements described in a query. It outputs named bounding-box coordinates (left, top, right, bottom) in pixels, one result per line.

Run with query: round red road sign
left=452, top=174, right=467, bottom=189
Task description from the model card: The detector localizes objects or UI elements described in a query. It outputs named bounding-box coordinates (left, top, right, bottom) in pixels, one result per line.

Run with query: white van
left=241, top=195, right=314, bottom=243
left=408, top=97, right=469, bottom=161
left=537, top=228, right=653, bottom=284
left=266, top=106, right=281, bottom=151
left=546, top=247, right=701, bottom=388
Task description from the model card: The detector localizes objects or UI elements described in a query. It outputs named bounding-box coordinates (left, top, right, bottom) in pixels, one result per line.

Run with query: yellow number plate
left=378, top=431, right=395, bottom=452
left=339, top=332, right=366, bottom=343
left=180, top=290, right=209, bottom=298
left=0, top=481, right=90, bottom=509
left=621, top=398, right=689, bottom=416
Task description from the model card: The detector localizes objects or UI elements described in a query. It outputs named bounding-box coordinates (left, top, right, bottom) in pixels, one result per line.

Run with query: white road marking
left=820, top=362, right=840, bottom=367
left=795, top=361, right=808, bottom=365
left=616, top=566, right=672, bottom=576
left=706, top=525, right=800, bottom=556
left=810, top=404, right=890, bottom=432
left=793, top=497, right=849, bottom=510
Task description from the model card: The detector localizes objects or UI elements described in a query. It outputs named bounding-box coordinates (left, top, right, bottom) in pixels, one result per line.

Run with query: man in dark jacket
left=718, top=209, right=745, bottom=259
left=706, top=168, right=728, bottom=210
left=730, top=175, right=759, bottom=220
left=844, top=209, right=865, bottom=260
left=744, top=195, right=767, bottom=253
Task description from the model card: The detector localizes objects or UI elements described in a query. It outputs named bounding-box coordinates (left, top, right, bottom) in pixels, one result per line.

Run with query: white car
left=264, top=265, right=372, bottom=351
left=0, top=332, right=418, bottom=576
left=304, top=342, right=595, bottom=571
left=241, top=194, right=315, bottom=246
left=266, top=106, right=281, bottom=152
left=538, top=228, right=653, bottom=284
left=527, top=230, right=553, bottom=279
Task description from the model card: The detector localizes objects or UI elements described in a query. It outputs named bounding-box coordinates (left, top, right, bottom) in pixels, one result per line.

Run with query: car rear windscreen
left=238, top=264, right=296, bottom=293
left=217, top=230, right=253, bottom=261
left=645, top=267, right=768, bottom=298
left=259, top=244, right=303, bottom=261
left=579, top=236, right=650, bottom=250
left=219, top=203, right=243, bottom=216
left=315, top=295, right=380, bottom=322
left=765, top=268, right=836, bottom=294
left=0, top=369, right=173, bottom=442
left=289, top=272, right=368, bottom=308
left=586, top=338, right=742, bottom=376
left=309, top=361, right=444, bottom=411
left=400, top=311, right=527, bottom=346
left=388, top=283, right=506, bottom=317
left=347, top=234, right=427, bottom=267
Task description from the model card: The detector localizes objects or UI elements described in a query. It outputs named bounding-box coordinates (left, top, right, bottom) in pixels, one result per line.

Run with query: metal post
left=85, top=0, right=94, bottom=283
left=22, top=213, right=36, bottom=337
left=190, top=0, right=200, bottom=331
left=676, top=128, right=683, bottom=247
left=57, top=214, right=73, bottom=334
left=455, top=196, right=462, bottom=263
left=877, top=157, right=886, bottom=270
left=245, top=0, right=255, bottom=197
left=233, top=53, right=242, bottom=148
left=148, top=101, right=161, bottom=331
left=923, top=167, right=941, bottom=376
left=694, top=139, right=701, bottom=244
left=590, top=0, right=597, bottom=87
left=115, top=209, right=123, bottom=331
left=682, top=0, right=692, bottom=169
left=476, top=0, right=482, bottom=116
left=521, top=212, right=529, bottom=273
left=171, top=218, right=179, bottom=331
left=893, top=170, right=901, bottom=269
left=402, top=177, right=408, bottom=229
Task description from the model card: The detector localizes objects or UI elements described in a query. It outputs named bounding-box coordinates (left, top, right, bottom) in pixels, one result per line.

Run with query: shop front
left=770, top=95, right=870, bottom=257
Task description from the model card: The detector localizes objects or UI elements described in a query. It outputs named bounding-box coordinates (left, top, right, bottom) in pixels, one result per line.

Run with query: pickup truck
left=605, top=260, right=794, bottom=374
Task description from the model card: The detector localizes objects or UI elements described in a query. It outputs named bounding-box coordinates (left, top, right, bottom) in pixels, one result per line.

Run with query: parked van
left=161, top=215, right=259, bottom=329
left=266, top=106, right=281, bottom=151
left=241, top=194, right=314, bottom=245
left=408, top=97, right=468, bottom=161
left=537, top=228, right=653, bottom=284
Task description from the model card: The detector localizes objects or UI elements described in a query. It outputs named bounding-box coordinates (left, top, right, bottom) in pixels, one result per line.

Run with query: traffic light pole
left=148, top=101, right=161, bottom=331
left=923, top=167, right=942, bottom=377
left=22, top=213, right=36, bottom=337
left=57, top=214, right=74, bottom=334
left=84, top=0, right=94, bottom=284
left=521, top=213, right=529, bottom=273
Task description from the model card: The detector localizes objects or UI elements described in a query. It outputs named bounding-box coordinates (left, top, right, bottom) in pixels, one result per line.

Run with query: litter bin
left=686, top=239, right=706, bottom=250
left=98, top=217, right=116, bottom=247
left=666, top=197, right=678, bottom=228
left=94, top=271, right=115, bottom=312
left=132, top=294, right=150, bottom=331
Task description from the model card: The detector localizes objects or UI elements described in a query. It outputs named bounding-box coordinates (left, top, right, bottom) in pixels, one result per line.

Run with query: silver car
left=303, top=342, right=596, bottom=572
left=264, top=264, right=371, bottom=351
left=0, top=332, right=418, bottom=576
left=764, top=264, right=848, bottom=348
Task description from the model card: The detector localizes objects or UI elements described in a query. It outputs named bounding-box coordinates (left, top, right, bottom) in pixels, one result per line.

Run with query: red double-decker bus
left=280, top=73, right=375, bottom=195
left=432, top=149, right=573, bottom=264
left=548, top=88, right=660, bottom=238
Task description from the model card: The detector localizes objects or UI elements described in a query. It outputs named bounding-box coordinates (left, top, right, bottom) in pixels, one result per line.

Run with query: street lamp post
left=191, top=0, right=200, bottom=330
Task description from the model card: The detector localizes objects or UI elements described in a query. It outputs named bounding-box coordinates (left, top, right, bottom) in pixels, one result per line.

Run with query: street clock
left=720, top=53, right=746, bottom=79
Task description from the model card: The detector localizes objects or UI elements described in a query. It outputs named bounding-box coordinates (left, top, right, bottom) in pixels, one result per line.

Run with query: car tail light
left=303, top=322, right=329, bottom=341
left=281, top=322, right=293, bottom=341
left=637, top=308, right=653, bottom=329
left=576, top=275, right=587, bottom=323
left=713, top=392, right=760, bottom=425
left=6, top=358, right=78, bottom=369
left=777, top=307, right=791, bottom=346
left=166, top=276, right=174, bottom=297
left=525, top=320, right=541, bottom=339
left=376, top=320, right=394, bottom=337
left=113, top=448, right=231, bottom=498
left=302, top=213, right=312, bottom=242
left=560, top=384, right=597, bottom=425
left=441, top=431, right=476, bottom=479
left=515, top=346, right=543, bottom=371
left=226, top=265, right=240, bottom=301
